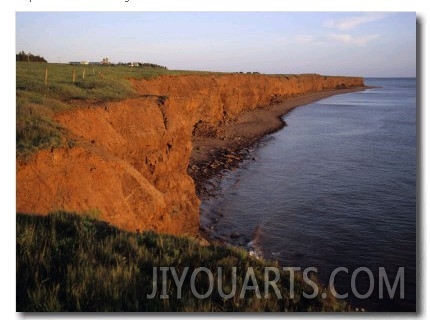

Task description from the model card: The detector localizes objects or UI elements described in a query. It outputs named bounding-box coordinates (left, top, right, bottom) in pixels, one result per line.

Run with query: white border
left=4, top=1, right=426, bottom=319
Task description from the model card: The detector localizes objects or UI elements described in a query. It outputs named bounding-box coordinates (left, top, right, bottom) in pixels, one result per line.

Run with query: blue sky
left=16, top=12, right=416, bottom=77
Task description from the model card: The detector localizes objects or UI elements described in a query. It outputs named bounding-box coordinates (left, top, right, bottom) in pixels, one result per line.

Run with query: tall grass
left=17, top=212, right=350, bottom=312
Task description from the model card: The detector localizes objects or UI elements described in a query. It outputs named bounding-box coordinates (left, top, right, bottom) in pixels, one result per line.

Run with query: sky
left=16, top=11, right=416, bottom=77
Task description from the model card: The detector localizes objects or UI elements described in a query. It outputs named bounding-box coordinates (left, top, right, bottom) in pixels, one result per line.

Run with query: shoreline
left=17, top=72, right=366, bottom=238
left=188, top=86, right=369, bottom=200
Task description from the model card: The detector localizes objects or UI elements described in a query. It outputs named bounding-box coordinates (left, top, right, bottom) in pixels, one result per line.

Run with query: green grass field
left=17, top=212, right=349, bottom=312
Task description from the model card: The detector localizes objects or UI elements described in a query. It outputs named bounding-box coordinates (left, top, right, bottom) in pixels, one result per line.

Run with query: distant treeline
left=16, top=51, right=47, bottom=63
left=117, top=62, right=168, bottom=69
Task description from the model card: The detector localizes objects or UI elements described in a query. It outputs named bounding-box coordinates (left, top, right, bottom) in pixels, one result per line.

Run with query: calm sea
left=200, top=78, right=416, bottom=312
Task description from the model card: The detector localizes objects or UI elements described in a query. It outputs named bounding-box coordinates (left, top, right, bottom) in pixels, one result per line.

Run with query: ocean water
left=200, top=78, right=416, bottom=312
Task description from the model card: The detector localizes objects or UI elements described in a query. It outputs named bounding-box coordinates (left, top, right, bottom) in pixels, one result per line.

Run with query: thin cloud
left=324, top=13, right=386, bottom=31
left=294, top=34, right=315, bottom=44
left=293, top=34, right=325, bottom=46
left=327, top=33, right=380, bottom=46
left=327, top=34, right=353, bottom=43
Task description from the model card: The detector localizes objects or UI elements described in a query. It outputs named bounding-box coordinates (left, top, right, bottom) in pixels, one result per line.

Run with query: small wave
left=246, top=240, right=263, bottom=259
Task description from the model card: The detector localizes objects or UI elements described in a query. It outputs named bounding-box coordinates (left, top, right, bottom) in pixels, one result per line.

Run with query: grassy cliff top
left=16, top=62, right=221, bottom=158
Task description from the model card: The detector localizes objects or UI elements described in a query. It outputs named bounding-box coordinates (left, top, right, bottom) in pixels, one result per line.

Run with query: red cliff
left=16, top=74, right=364, bottom=235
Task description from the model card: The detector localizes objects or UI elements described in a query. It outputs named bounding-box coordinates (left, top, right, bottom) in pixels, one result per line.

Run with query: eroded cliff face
left=16, top=74, right=363, bottom=235
left=131, top=74, right=363, bottom=124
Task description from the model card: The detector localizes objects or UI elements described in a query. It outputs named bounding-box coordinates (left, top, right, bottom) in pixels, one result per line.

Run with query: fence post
left=44, top=67, right=48, bottom=86
left=72, top=68, right=76, bottom=83
left=82, top=67, right=86, bottom=80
